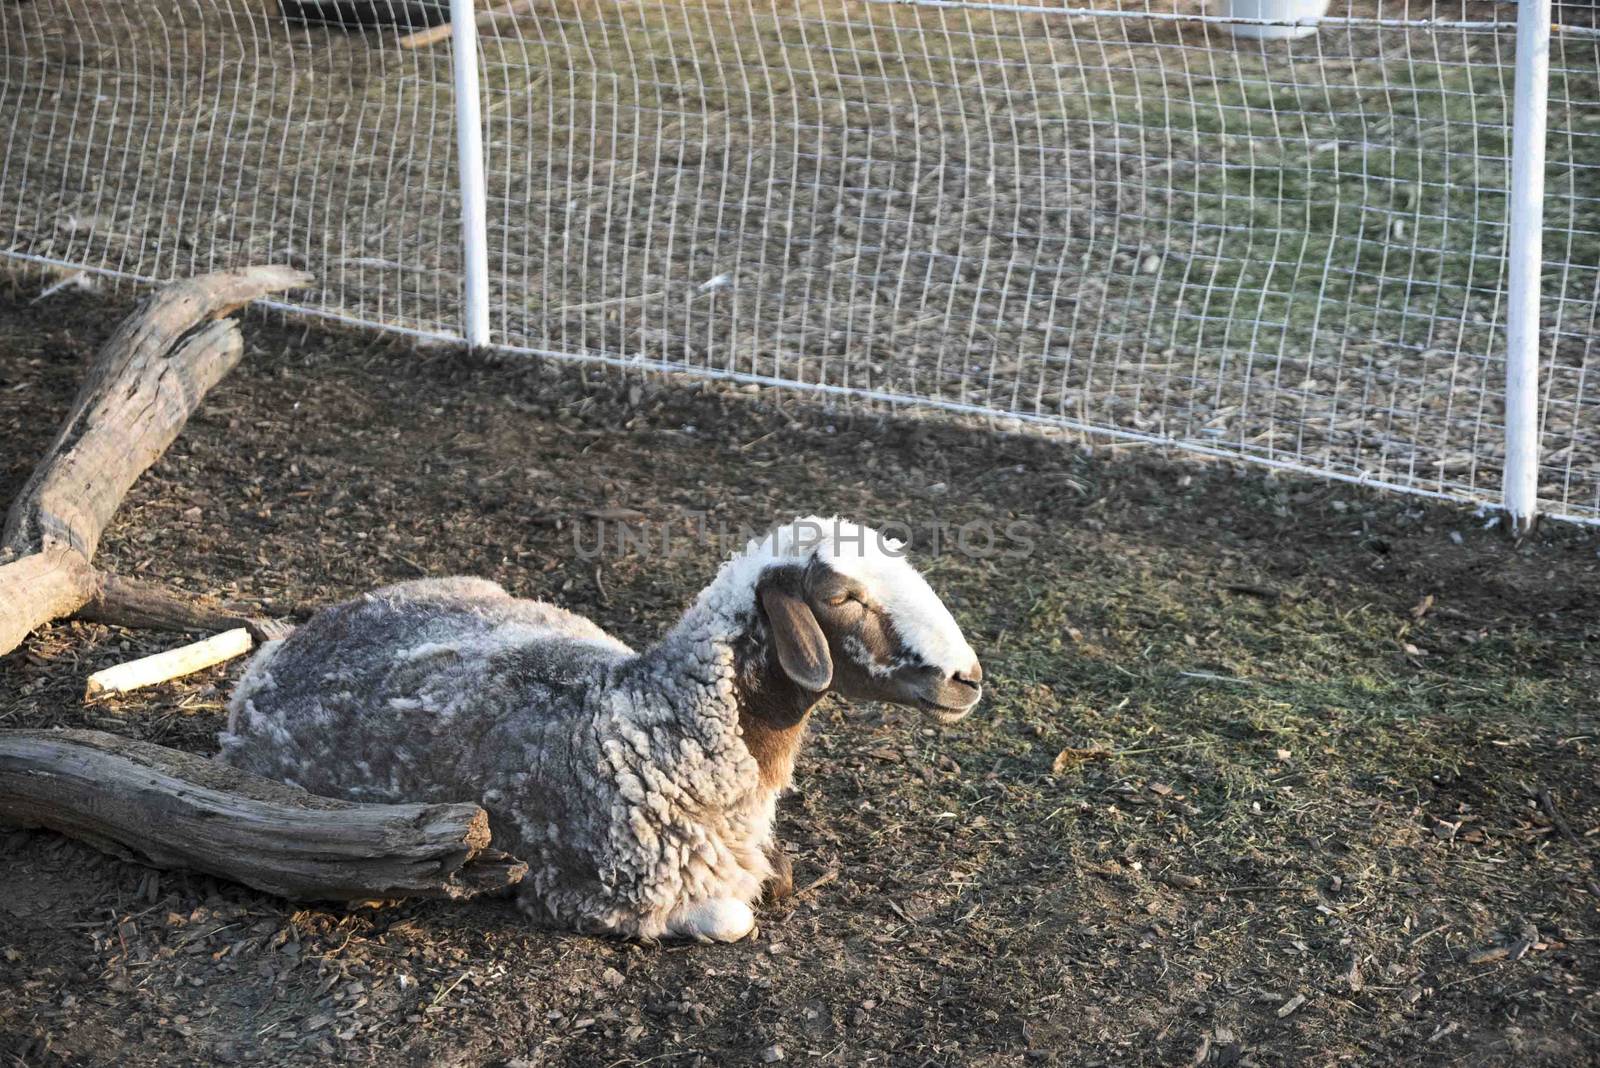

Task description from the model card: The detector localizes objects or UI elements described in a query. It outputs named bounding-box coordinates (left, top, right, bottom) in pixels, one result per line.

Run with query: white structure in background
left=1220, top=0, right=1330, bottom=41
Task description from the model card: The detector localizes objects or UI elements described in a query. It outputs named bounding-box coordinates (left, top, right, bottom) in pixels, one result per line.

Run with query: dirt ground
left=2, top=280, right=1599, bottom=1067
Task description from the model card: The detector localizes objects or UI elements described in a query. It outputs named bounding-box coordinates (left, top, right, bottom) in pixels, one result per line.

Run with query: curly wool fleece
left=217, top=518, right=973, bottom=938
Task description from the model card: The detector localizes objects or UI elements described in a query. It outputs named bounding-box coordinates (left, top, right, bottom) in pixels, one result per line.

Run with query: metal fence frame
left=1, top=0, right=1591, bottom=528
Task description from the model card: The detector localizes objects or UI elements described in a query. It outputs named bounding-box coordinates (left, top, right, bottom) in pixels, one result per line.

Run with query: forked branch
left=0, top=267, right=309, bottom=655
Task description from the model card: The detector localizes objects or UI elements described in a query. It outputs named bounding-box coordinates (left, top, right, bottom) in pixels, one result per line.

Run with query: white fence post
left=1502, top=0, right=1551, bottom=535
left=451, top=0, right=492, bottom=349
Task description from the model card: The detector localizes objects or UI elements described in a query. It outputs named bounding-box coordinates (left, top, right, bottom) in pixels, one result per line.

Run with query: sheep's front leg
left=666, top=898, right=755, bottom=943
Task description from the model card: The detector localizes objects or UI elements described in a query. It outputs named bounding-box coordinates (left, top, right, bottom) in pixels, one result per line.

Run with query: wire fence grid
left=1, top=1, right=1596, bottom=522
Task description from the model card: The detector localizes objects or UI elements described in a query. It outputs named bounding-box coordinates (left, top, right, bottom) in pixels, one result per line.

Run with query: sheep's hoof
left=764, top=850, right=794, bottom=903
left=668, top=898, right=756, bottom=943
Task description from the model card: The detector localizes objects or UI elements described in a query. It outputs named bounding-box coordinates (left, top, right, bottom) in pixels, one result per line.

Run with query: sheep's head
left=749, top=520, right=983, bottom=725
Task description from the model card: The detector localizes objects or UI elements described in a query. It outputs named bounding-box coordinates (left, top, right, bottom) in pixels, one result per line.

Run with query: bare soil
left=2, top=281, right=1599, bottom=1067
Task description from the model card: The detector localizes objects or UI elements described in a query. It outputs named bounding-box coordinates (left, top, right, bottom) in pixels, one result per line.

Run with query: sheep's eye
left=825, top=592, right=859, bottom=607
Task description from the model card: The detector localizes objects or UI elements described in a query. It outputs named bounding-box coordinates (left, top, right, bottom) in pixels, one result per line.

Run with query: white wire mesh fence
left=0, top=0, right=471, bottom=337
left=2, top=1, right=1595, bottom=521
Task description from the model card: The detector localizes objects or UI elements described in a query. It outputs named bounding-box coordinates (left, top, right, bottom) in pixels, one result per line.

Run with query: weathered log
left=77, top=573, right=295, bottom=642
left=0, top=549, right=96, bottom=650
left=0, top=730, right=527, bottom=902
left=0, top=267, right=309, bottom=656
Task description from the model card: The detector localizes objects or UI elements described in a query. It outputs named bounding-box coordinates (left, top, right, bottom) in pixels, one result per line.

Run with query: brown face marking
left=821, top=587, right=936, bottom=706
left=734, top=558, right=972, bottom=791
left=848, top=606, right=914, bottom=674
left=735, top=566, right=822, bottom=792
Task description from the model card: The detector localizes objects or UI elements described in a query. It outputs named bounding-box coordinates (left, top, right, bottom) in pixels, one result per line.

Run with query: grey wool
left=218, top=517, right=982, bottom=941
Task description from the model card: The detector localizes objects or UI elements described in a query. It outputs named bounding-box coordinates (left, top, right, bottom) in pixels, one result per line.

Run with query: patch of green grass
left=972, top=534, right=1592, bottom=809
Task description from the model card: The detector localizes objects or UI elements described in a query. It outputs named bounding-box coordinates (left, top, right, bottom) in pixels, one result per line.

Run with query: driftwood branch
left=0, top=267, right=310, bottom=656
left=77, top=573, right=295, bottom=642
left=0, top=730, right=527, bottom=901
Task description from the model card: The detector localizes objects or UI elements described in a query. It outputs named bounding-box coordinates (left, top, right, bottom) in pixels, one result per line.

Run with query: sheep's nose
left=953, top=662, right=983, bottom=688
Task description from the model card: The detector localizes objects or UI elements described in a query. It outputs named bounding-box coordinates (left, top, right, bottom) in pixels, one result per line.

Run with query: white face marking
left=819, top=531, right=978, bottom=674
left=696, top=517, right=978, bottom=676
left=708, top=516, right=973, bottom=669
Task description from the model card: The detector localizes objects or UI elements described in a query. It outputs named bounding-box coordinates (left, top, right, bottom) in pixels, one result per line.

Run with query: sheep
left=217, top=516, right=983, bottom=941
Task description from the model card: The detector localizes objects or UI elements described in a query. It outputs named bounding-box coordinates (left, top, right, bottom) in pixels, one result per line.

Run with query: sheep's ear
left=760, top=586, right=833, bottom=692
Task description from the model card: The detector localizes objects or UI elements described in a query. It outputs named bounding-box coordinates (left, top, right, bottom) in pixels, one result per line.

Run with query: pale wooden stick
left=396, top=0, right=531, bottom=49
left=85, top=628, right=255, bottom=699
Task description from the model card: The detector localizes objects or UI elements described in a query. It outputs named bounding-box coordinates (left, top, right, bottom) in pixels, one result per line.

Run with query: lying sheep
left=218, top=517, right=983, bottom=941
